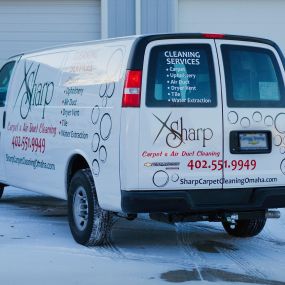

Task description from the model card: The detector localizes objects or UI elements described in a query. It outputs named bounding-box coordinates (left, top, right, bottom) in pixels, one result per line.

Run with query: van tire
left=68, top=169, right=112, bottom=246
left=222, top=218, right=266, bottom=237
left=0, top=187, right=4, bottom=199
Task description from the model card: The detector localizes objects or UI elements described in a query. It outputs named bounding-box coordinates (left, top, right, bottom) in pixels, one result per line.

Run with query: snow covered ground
left=1, top=186, right=285, bottom=285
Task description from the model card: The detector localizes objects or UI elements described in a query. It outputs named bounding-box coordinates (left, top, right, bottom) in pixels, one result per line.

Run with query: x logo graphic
left=153, top=113, right=183, bottom=144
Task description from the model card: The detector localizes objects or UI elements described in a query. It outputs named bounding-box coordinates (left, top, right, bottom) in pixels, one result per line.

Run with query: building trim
left=173, top=0, right=178, bottom=32
left=101, top=0, right=108, bottom=38
left=135, top=0, right=141, bottom=35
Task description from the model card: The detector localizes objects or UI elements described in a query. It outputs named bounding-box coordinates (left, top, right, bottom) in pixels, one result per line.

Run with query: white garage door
left=178, top=0, right=285, bottom=53
left=0, top=0, right=101, bottom=67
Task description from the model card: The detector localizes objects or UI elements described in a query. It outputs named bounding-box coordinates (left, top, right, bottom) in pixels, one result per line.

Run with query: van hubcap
left=73, top=186, right=89, bottom=231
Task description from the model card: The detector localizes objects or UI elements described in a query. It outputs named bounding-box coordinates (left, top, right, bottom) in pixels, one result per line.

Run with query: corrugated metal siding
left=141, top=0, right=175, bottom=34
left=0, top=0, right=101, bottom=67
left=178, top=0, right=285, bottom=53
left=108, top=0, right=135, bottom=37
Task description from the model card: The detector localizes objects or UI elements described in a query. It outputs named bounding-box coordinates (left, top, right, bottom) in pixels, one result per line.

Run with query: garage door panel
left=0, top=15, right=100, bottom=25
left=0, top=42, right=69, bottom=54
left=0, top=0, right=101, bottom=67
left=178, top=0, right=285, bottom=53
left=0, top=7, right=99, bottom=15
left=0, top=1, right=100, bottom=13
left=0, top=32, right=99, bottom=42
left=0, top=23, right=99, bottom=33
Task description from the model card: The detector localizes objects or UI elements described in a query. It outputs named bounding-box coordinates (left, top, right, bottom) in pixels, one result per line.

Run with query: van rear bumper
left=121, top=187, right=285, bottom=213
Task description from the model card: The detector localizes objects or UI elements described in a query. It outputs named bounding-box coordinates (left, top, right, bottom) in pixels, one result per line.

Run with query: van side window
left=222, top=45, right=285, bottom=107
left=146, top=44, right=217, bottom=107
left=0, top=61, right=16, bottom=107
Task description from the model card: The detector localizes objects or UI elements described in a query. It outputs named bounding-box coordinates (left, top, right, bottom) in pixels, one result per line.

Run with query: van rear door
left=216, top=40, right=285, bottom=189
left=138, top=39, right=223, bottom=190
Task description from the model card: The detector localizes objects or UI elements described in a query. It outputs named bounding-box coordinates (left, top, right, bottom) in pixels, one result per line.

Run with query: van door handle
left=3, top=111, right=6, bottom=129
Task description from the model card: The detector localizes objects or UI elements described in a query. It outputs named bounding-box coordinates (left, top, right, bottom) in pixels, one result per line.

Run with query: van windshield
left=146, top=44, right=217, bottom=107
left=222, top=45, right=285, bottom=108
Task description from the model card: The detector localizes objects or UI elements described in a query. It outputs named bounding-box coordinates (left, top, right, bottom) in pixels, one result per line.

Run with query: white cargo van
left=1, top=33, right=285, bottom=245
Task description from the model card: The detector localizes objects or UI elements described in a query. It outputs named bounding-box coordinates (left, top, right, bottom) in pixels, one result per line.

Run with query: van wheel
left=68, top=169, right=112, bottom=246
left=222, top=218, right=266, bottom=237
left=0, top=187, right=3, bottom=199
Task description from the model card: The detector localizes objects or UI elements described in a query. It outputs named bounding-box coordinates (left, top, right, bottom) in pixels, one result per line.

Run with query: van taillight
left=203, top=33, right=225, bottom=39
left=122, top=70, right=142, bottom=107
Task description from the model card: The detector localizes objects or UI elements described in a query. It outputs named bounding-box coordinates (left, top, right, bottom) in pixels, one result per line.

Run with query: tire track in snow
left=89, top=216, right=197, bottom=267
left=191, top=223, right=268, bottom=279
left=176, top=223, right=211, bottom=282
left=88, top=217, right=126, bottom=258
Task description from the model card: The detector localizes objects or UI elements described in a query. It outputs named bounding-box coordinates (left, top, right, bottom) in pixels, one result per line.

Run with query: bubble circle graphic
left=240, top=117, right=250, bottom=128
left=280, top=147, right=285, bottom=154
left=153, top=170, right=169, bottom=187
left=252, top=111, right=262, bottom=122
left=99, top=145, right=107, bottom=163
left=274, top=135, right=282, bottom=146
left=280, top=159, right=285, bottom=175
left=106, top=49, right=124, bottom=80
left=102, top=96, right=108, bottom=107
left=91, top=105, right=100, bottom=125
left=100, top=113, right=112, bottom=141
left=92, top=159, right=100, bottom=176
left=227, top=111, right=238, bottom=124
left=264, top=115, right=273, bottom=127
left=171, top=173, right=179, bottom=182
left=106, top=83, right=115, bottom=98
left=275, top=113, right=285, bottom=134
left=99, top=84, right=107, bottom=97
left=92, top=133, right=100, bottom=152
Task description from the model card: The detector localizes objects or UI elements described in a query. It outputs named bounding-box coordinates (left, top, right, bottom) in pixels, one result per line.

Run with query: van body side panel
left=4, top=53, right=67, bottom=198
left=120, top=109, right=140, bottom=190
left=60, top=40, right=134, bottom=210
left=3, top=39, right=134, bottom=211
left=216, top=40, right=285, bottom=189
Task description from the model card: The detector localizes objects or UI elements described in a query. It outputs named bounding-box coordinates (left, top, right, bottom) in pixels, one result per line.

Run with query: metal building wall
left=105, top=0, right=175, bottom=38
left=107, top=0, right=136, bottom=37
left=140, top=0, right=175, bottom=34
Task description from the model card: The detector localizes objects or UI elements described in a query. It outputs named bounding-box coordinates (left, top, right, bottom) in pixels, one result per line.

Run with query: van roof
left=127, top=33, right=284, bottom=70
left=9, top=34, right=139, bottom=60
left=9, top=33, right=283, bottom=65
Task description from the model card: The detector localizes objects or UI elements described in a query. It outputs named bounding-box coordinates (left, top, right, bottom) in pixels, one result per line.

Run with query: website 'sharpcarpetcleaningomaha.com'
left=180, top=176, right=278, bottom=187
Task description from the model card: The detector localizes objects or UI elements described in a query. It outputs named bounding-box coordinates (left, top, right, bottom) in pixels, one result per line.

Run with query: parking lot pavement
left=1, top=186, right=285, bottom=285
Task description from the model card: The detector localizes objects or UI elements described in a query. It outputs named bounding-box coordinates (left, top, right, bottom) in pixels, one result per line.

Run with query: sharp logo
left=153, top=113, right=213, bottom=148
left=14, top=62, right=55, bottom=120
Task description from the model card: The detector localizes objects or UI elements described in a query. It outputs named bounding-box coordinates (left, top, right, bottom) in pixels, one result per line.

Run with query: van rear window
left=146, top=44, right=217, bottom=107
left=222, top=45, right=285, bottom=108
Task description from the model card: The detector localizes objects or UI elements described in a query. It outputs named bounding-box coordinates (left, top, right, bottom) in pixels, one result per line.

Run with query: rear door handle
left=3, top=111, right=6, bottom=129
